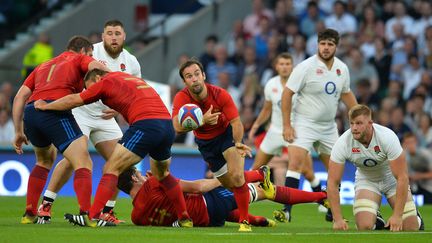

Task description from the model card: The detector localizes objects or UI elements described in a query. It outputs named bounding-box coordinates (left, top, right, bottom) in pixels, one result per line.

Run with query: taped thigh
left=402, top=201, right=417, bottom=220
left=353, top=199, right=379, bottom=215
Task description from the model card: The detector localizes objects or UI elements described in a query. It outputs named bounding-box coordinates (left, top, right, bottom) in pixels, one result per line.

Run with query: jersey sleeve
left=382, top=128, right=403, bottom=161
left=220, top=88, right=239, bottom=121
left=79, top=80, right=105, bottom=104
left=330, top=131, right=349, bottom=164
left=172, top=92, right=188, bottom=117
left=286, top=62, right=306, bottom=93
left=131, top=56, right=142, bottom=78
left=23, top=68, right=36, bottom=91
left=264, top=80, right=272, bottom=101
left=341, top=64, right=351, bottom=93
left=79, top=55, right=96, bottom=73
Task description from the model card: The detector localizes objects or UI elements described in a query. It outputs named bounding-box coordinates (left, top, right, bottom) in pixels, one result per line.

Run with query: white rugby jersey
left=286, top=54, right=350, bottom=123
left=330, top=123, right=403, bottom=182
left=264, top=75, right=296, bottom=133
left=74, top=42, right=141, bottom=118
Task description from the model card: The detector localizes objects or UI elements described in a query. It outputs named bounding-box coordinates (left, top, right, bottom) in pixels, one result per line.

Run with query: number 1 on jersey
left=46, top=64, right=56, bottom=82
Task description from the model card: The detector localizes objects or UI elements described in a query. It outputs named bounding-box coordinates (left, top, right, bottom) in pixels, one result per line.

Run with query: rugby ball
left=178, top=104, right=204, bottom=130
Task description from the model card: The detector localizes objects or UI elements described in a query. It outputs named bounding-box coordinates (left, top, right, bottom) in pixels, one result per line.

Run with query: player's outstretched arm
left=230, top=117, right=252, bottom=158
left=281, top=87, right=295, bottom=143
left=328, top=159, right=348, bottom=230
left=12, top=85, right=32, bottom=154
left=340, top=91, right=358, bottom=110
left=34, top=94, right=84, bottom=111
left=386, top=153, right=409, bottom=232
left=248, top=101, right=272, bottom=141
left=179, top=178, right=221, bottom=194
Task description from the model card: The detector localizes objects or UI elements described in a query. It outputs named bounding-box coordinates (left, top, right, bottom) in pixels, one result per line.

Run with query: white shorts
left=260, top=127, right=288, bottom=156
left=354, top=174, right=397, bottom=199
left=72, top=108, right=122, bottom=145
left=290, top=119, right=338, bottom=155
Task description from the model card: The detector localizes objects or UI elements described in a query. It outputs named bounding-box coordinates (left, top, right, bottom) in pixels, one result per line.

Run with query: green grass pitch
left=1, top=196, right=431, bottom=243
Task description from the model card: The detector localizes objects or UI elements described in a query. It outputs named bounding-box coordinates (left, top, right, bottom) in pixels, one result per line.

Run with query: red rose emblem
left=120, top=63, right=126, bottom=71
left=336, top=69, right=341, bottom=76
left=374, top=145, right=381, bottom=153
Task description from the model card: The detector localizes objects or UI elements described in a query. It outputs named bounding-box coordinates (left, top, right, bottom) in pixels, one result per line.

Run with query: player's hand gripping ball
left=178, top=104, right=204, bottom=130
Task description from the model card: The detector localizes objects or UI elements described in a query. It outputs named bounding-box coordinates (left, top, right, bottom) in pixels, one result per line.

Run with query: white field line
left=207, top=231, right=432, bottom=236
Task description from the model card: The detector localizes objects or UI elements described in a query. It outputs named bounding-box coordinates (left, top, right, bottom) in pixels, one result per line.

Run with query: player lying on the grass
left=327, top=104, right=424, bottom=232
left=78, top=166, right=329, bottom=227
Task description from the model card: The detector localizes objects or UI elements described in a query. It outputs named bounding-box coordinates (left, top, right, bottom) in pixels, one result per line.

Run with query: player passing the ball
left=34, top=69, right=192, bottom=227
left=172, top=58, right=266, bottom=232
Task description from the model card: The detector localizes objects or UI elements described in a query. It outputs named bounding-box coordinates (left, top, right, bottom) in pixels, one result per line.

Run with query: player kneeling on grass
left=327, top=104, right=424, bottom=231
left=117, top=165, right=329, bottom=227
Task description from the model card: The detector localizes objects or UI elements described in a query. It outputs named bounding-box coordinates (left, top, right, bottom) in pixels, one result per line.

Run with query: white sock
left=105, top=200, right=116, bottom=207
left=285, top=170, right=301, bottom=179
left=43, top=190, right=57, bottom=201
left=309, top=177, right=320, bottom=188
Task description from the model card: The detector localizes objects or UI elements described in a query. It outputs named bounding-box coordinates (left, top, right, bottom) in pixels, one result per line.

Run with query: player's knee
left=356, top=222, right=375, bottom=230
left=102, top=161, right=117, bottom=174
left=353, top=199, right=379, bottom=214
left=287, top=160, right=302, bottom=171
left=229, top=172, right=245, bottom=187
left=35, top=160, right=54, bottom=169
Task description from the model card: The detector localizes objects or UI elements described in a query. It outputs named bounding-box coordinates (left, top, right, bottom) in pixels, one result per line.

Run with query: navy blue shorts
left=195, top=125, right=234, bottom=173
left=23, top=102, right=83, bottom=153
left=203, top=186, right=237, bottom=226
left=119, top=119, right=175, bottom=160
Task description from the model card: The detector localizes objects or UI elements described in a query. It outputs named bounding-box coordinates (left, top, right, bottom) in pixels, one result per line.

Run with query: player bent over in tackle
left=327, top=105, right=424, bottom=231
left=13, top=36, right=112, bottom=226
left=35, top=69, right=192, bottom=227
left=118, top=166, right=329, bottom=227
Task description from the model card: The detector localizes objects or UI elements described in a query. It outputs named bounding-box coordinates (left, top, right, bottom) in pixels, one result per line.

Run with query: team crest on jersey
left=352, top=147, right=360, bottom=153
left=336, top=69, right=341, bottom=76
left=316, top=68, right=324, bottom=75
left=120, top=63, right=126, bottom=71
left=374, top=145, right=381, bottom=154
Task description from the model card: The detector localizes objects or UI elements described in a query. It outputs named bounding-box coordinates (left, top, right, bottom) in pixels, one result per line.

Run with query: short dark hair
left=318, top=28, right=340, bottom=45
left=66, top=35, right=93, bottom=52
left=83, top=68, right=109, bottom=82
left=179, top=58, right=205, bottom=80
left=276, top=52, right=293, bottom=62
left=104, top=19, right=124, bottom=29
left=117, top=167, right=137, bottom=194
left=205, top=34, right=218, bottom=43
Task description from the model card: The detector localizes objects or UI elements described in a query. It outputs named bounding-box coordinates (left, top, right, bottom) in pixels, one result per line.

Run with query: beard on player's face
left=318, top=50, right=335, bottom=61
left=104, top=41, right=123, bottom=57
left=191, top=83, right=203, bottom=95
